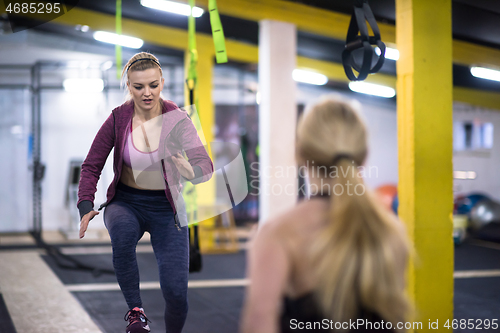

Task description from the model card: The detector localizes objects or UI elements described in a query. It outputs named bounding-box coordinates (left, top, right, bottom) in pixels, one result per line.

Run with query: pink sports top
left=123, top=123, right=162, bottom=172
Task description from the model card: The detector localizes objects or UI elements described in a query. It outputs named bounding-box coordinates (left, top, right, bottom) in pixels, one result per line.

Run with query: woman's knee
left=162, top=284, right=188, bottom=307
left=105, top=204, right=142, bottom=242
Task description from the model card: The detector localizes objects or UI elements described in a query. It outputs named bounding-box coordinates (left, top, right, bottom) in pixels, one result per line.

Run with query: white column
left=258, top=20, right=297, bottom=225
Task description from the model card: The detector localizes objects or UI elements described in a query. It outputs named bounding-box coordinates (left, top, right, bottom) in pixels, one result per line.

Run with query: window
left=454, top=120, right=493, bottom=152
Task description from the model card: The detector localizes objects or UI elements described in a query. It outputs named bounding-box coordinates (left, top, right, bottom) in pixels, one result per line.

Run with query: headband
left=127, top=57, right=161, bottom=71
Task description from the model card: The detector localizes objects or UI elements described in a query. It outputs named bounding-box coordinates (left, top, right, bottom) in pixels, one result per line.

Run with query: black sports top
left=280, top=293, right=394, bottom=332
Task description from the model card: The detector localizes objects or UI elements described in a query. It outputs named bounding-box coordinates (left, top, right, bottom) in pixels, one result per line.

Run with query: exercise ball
left=455, top=193, right=490, bottom=215
left=375, top=184, right=397, bottom=212
left=469, top=198, right=500, bottom=230
left=392, top=194, right=399, bottom=215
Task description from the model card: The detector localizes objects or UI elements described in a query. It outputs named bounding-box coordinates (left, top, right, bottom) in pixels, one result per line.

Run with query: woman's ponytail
left=296, top=96, right=411, bottom=331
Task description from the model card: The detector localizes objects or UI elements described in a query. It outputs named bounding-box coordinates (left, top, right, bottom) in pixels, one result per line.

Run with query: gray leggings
left=104, top=182, right=189, bottom=333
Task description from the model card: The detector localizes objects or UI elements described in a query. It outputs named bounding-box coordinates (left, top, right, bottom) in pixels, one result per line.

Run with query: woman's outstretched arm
left=77, top=111, right=115, bottom=220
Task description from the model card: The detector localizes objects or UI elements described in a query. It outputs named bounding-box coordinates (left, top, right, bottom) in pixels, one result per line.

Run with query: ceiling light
left=375, top=47, right=399, bottom=61
left=93, top=31, right=143, bottom=49
left=63, top=79, right=104, bottom=93
left=140, top=0, right=204, bottom=17
left=470, top=66, right=500, bottom=82
left=292, top=69, right=328, bottom=85
left=348, top=81, right=396, bottom=98
left=75, top=24, right=90, bottom=33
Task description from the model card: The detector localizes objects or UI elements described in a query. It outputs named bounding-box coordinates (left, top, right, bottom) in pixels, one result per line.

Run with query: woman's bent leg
left=149, top=209, right=189, bottom=333
left=104, top=201, right=145, bottom=310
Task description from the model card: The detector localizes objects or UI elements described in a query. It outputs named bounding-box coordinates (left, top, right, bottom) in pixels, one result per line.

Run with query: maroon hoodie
left=77, top=99, right=213, bottom=221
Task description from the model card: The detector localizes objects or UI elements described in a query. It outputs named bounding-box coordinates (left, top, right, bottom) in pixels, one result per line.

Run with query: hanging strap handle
left=209, top=0, right=228, bottom=64
left=186, top=0, right=198, bottom=108
left=190, top=223, right=200, bottom=250
left=342, top=0, right=386, bottom=81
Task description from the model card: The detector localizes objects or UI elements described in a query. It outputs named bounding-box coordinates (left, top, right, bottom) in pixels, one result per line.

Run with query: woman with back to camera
left=77, top=52, right=213, bottom=333
left=241, top=96, right=411, bottom=333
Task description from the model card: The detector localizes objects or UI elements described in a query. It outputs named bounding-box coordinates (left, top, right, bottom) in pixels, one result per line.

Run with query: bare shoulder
left=255, top=199, right=329, bottom=244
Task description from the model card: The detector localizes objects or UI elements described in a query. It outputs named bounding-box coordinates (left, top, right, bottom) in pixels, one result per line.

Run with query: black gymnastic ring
left=342, top=1, right=386, bottom=81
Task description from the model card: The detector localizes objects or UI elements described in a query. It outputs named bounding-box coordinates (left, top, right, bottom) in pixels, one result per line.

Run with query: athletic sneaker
left=124, top=307, right=151, bottom=333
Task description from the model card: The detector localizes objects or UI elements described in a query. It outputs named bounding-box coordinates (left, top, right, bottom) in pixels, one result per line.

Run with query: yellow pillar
left=396, top=0, right=454, bottom=329
left=184, top=47, right=216, bottom=252
left=192, top=47, right=215, bottom=208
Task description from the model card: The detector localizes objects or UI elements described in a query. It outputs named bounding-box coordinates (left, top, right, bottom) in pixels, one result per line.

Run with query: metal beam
left=453, top=86, right=500, bottom=110
left=185, top=0, right=500, bottom=69
left=296, top=56, right=396, bottom=87
left=187, top=0, right=396, bottom=44
left=18, top=7, right=500, bottom=110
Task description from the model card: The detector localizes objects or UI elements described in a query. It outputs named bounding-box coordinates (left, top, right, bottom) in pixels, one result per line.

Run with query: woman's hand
left=171, top=152, right=195, bottom=180
left=79, top=211, right=100, bottom=239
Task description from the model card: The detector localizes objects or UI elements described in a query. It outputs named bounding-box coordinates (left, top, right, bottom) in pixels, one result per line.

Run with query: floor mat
left=39, top=243, right=500, bottom=333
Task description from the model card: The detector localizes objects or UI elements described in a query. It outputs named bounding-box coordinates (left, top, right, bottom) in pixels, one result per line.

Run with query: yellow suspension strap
left=186, top=0, right=198, bottom=113
left=208, top=0, right=227, bottom=64
left=115, top=0, right=122, bottom=79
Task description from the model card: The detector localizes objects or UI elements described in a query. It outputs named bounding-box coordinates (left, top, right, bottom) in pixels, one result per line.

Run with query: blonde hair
left=296, top=96, right=411, bottom=330
left=121, top=52, right=164, bottom=102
